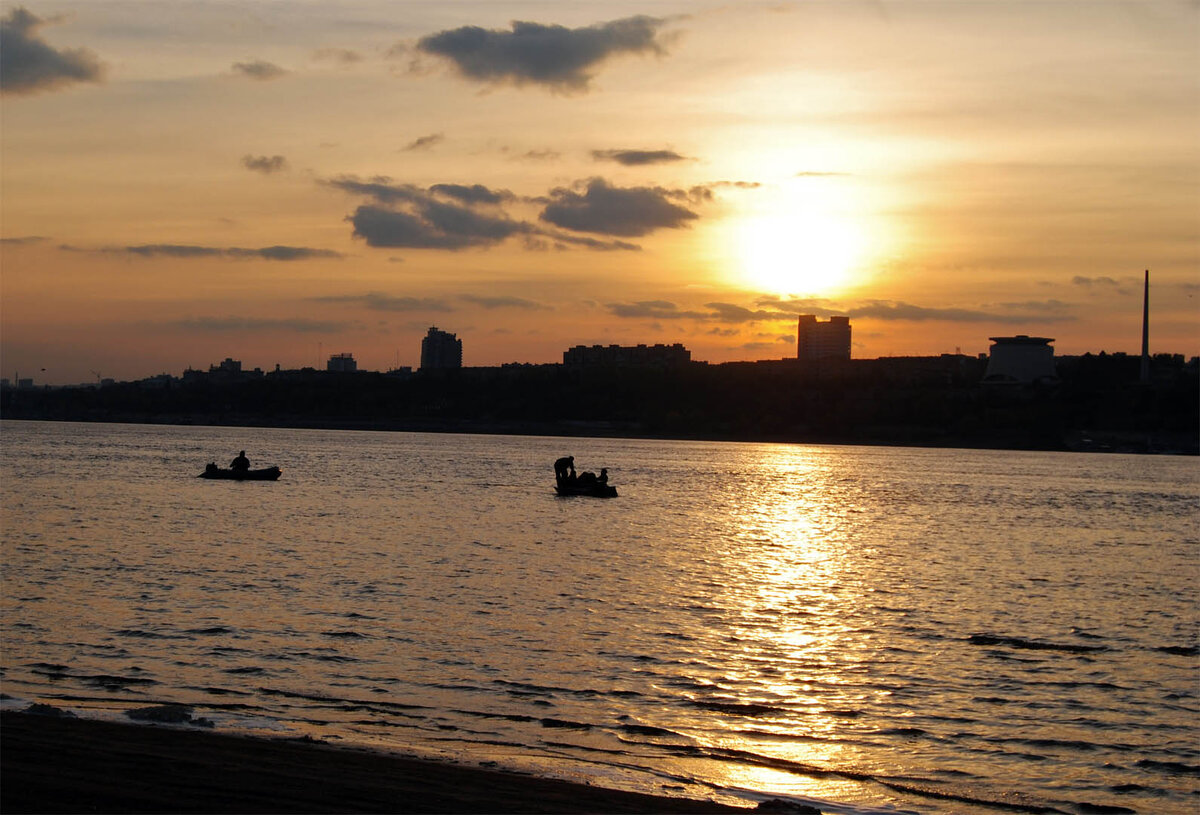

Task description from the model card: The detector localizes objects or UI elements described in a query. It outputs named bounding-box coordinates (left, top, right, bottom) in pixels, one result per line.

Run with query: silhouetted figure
left=598, top=468, right=608, bottom=486
left=230, top=450, right=249, bottom=471
left=578, top=471, right=597, bottom=486
left=554, top=456, right=575, bottom=485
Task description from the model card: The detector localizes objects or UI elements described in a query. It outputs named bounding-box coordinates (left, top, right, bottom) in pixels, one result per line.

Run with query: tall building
left=421, top=326, right=462, bottom=370
left=327, top=352, right=357, bottom=373
left=796, top=315, right=851, bottom=360
left=983, top=335, right=1058, bottom=385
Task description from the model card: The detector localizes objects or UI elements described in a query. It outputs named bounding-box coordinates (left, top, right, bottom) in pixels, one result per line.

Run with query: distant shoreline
left=3, top=414, right=1196, bottom=456
left=1, top=710, right=759, bottom=814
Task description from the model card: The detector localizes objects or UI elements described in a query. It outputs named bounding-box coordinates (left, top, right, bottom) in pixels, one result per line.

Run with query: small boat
left=198, top=465, right=282, bottom=481
left=555, top=482, right=617, bottom=498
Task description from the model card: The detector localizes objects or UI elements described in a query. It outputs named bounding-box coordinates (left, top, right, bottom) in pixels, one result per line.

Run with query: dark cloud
left=702, top=302, right=795, bottom=323
left=847, top=300, right=1073, bottom=324
left=416, top=15, right=669, bottom=91
left=242, top=154, right=288, bottom=174
left=232, top=60, right=287, bottom=80
left=460, top=294, right=549, bottom=310
left=85, top=244, right=342, bottom=260
left=0, top=235, right=49, bottom=245
left=429, top=183, right=513, bottom=205
left=347, top=204, right=526, bottom=250
left=606, top=301, right=708, bottom=320
left=605, top=298, right=1072, bottom=327
left=540, top=178, right=699, bottom=236
left=1, top=7, right=103, bottom=96
left=592, top=149, right=688, bottom=166
left=314, top=293, right=452, bottom=312
left=403, top=133, right=445, bottom=151
left=172, top=316, right=352, bottom=333
left=328, top=175, right=638, bottom=251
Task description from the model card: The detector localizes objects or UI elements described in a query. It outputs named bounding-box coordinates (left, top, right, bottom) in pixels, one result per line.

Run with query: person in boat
left=598, top=468, right=608, bottom=486
left=578, top=471, right=597, bottom=486
left=554, top=456, right=576, bottom=485
left=230, top=450, right=250, bottom=472
left=205, top=462, right=219, bottom=475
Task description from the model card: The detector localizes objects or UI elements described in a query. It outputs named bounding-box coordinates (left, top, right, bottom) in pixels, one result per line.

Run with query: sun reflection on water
left=693, top=445, right=886, bottom=804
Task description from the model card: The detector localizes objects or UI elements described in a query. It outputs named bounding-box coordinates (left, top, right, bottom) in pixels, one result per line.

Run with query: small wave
left=968, top=633, right=1107, bottom=654
left=689, top=699, right=786, bottom=717
left=184, top=626, right=234, bottom=635
left=223, top=666, right=266, bottom=675
left=1154, top=644, right=1199, bottom=656
left=618, top=722, right=684, bottom=738
left=1135, top=758, right=1200, bottom=776
left=79, top=674, right=158, bottom=689
left=113, top=628, right=189, bottom=640
left=1073, top=804, right=1136, bottom=814
left=322, top=631, right=367, bottom=639
left=539, top=717, right=592, bottom=730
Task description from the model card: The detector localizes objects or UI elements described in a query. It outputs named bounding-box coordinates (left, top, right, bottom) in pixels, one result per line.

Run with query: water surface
left=2, top=421, right=1197, bottom=814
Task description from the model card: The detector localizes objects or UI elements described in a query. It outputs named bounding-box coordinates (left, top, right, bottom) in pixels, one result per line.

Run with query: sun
left=732, top=179, right=867, bottom=296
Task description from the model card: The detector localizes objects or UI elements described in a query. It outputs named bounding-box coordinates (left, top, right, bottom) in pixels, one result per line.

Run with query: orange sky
left=2, top=1, right=1197, bottom=385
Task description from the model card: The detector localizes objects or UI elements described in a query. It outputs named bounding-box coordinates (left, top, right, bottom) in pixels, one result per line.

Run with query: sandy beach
left=1, top=710, right=768, bottom=814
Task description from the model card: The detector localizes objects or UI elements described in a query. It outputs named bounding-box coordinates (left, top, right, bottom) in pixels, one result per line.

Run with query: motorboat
left=198, top=465, right=282, bottom=481
left=555, top=482, right=617, bottom=497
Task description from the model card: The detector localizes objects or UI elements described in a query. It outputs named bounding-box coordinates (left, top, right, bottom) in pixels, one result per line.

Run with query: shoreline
left=1, top=710, right=767, bottom=814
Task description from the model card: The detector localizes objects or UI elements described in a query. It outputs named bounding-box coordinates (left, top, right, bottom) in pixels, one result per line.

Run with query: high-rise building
left=796, top=315, right=851, bottom=360
left=326, top=352, right=357, bottom=373
left=420, top=326, right=462, bottom=370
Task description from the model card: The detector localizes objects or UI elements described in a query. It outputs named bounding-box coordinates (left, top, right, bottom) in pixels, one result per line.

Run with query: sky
left=2, top=0, right=1197, bottom=385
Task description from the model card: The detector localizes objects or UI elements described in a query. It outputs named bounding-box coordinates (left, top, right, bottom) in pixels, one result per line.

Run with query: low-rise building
left=563, top=343, right=691, bottom=367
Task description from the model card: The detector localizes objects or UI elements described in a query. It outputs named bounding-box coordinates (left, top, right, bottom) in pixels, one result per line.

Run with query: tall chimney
left=1140, top=269, right=1150, bottom=384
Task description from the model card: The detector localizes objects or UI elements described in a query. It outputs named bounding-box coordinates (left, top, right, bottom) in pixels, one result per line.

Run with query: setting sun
left=733, top=178, right=866, bottom=296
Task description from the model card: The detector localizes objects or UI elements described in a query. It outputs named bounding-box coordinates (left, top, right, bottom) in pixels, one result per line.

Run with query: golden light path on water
left=692, top=446, right=881, bottom=806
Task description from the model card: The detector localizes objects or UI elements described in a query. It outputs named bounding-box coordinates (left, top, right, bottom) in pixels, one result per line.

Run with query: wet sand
left=1, top=710, right=761, bottom=814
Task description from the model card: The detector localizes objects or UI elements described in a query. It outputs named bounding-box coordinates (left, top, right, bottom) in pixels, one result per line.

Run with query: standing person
left=230, top=450, right=250, bottom=471
left=554, top=455, right=575, bottom=485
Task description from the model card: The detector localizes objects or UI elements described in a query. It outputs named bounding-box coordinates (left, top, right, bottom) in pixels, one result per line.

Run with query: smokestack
left=1140, top=269, right=1150, bottom=384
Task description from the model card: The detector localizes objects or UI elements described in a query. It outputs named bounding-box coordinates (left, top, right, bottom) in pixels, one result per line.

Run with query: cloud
left=313, top=293, right=452, bottom=312
left=172, top=316, right=351, bottom=333
left=1, top=7, right=103, bottom=96
left=232, top=60, right=287, bottom=80
left=510, top=148, right=561, bottom=161
left=540, top=178, right=699, bottom=236
left=242, top=154, right=288, bottom=174
left=606, top=301, right=709, bottom=320
left=81, top=244, right=343, bottom=260
left=1072, top=275, right=1121, bottom=288
left=347, top=203, right=527, bottom=250
left=460, top=294, right=549, bottom=310
left=847, top=300, right=1073, bottom=324
left=429, top=183, right=513, bottom=205
left=403, top=133, right=445, bottom=151
left=312, top=48, right=362, bottom=65
left=592, top=149, right=688, bottom=166
left=416, top=15, right=670, bottom=91
left=327, top=175, right=638, bottom=251
left=0, top=235, right=49, bottom=245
